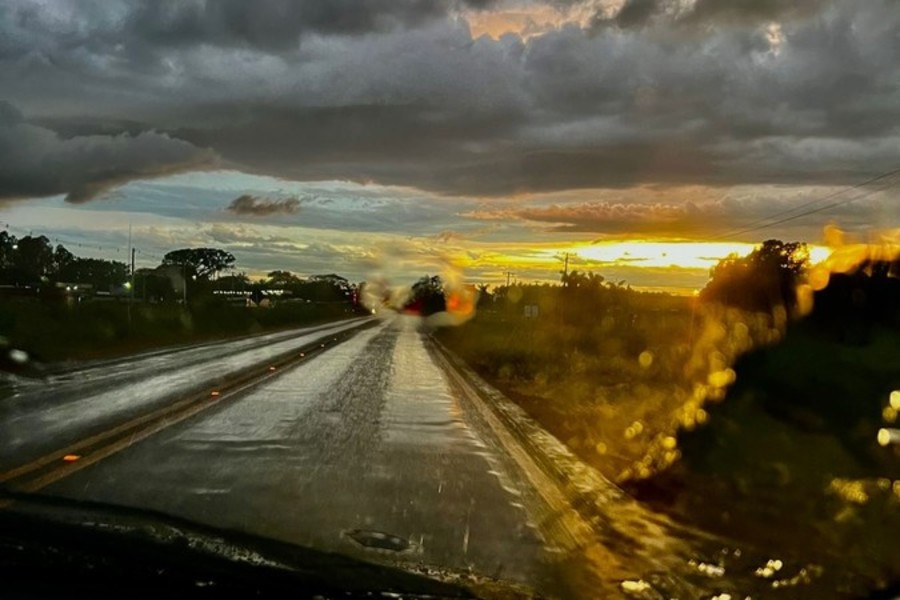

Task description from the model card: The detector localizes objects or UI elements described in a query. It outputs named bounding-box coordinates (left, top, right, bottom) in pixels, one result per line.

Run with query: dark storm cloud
left=0, top=0, right=898, bottom=200
left=0, top=100, right=215, bottom=203
left=592, top=0, right=827, bottom=29
left=227, top=194, right=301, bottom=216
left=681, top=0, right=826, bottom=26
left=612, top=0, right=662, bottom=29
left=23, top=0, right=500, bottom=53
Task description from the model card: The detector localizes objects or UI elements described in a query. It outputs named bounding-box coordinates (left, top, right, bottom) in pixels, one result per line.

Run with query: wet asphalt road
left=37, top=316, right=557, bottom=590
left=0, top=318, right=370, bottom=471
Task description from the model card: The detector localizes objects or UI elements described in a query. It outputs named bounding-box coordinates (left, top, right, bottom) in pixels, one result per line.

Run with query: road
left=1, top=316, right=565, bottom=594
left=0, top=317, right=371, bottom=470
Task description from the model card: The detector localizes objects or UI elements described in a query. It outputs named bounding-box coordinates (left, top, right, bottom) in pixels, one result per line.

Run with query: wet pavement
left=0, top=318, right=371, bottom=470
left=38, top=317, right=559, bottom=592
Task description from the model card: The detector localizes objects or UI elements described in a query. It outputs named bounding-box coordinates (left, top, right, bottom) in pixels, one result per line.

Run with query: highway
left=0, top=316, right=569, bottom=594
left=0, top=318, right=372, bottom=471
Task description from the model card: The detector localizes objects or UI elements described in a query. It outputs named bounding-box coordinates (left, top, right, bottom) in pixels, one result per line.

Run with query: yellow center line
left=0, top=322, right=371, bottom=493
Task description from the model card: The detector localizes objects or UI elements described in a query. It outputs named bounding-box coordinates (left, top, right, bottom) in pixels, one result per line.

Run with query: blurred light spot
left=755, top=563, right=777, bottom=578
left=708, top=368, right=736, bottom=388
left=808, top=267, right=830, bottom=291
left=696, top=408, right=709, bottom=425
left=877, top=428, right=900, bottom=446
left=210, top=391, right=220, bottom=397
left=662, top=435, right=677, bottom=450
left=595, top=441, right=607, bottom=455
left=829, top=478, right=869, bottom=504
left=795, top=283, right=814, bottom=316
left=890, top=390, right=900, bottom=411
left=883, top=406, right=897, bottom=423
left=638, top=351, right=654, bottom=369
left=689, top=559, right=725, bottom=577
left=62, top=454, right=80, bottom=462
left=268, top=366, right=276, bottom=371
left=8, top=349, right=29, bottom=364
left=619, top=580, right=651, bottom=594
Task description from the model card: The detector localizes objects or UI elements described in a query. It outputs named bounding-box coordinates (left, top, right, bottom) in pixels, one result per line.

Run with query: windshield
left=1, top=1, right=898, bottom=598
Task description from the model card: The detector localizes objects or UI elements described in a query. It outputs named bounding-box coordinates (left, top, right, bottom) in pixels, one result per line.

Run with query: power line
left=710, top=166, right=900, bottom=241
left=716, top=177, right=898, bottom=240
left=1, top=221, right=172, bottom=264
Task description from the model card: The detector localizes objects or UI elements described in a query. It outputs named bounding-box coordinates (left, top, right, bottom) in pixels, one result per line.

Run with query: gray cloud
left=0, top=0, right=498, bottom=58
left=681, top=0, right=826, bottom=26
left=591, top=0, right=827, bottom=29
left=612, top=0, right=662, bottom=29
left=465, top=199, right=727, bottom=235
left=0, top=100, right=215, bottom=203
left=227, top=194, right=301, bottom=216
left=0, top=0, right=898, bottom=202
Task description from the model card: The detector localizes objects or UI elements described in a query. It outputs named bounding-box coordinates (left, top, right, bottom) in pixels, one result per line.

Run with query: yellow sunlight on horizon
left=566, top=241, right=832, bottom=271
left=448, top=240, right=833, bottom=292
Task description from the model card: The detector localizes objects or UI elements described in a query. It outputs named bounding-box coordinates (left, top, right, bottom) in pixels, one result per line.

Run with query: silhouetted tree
left=58, top=258, right=128, bottom=290
left=162, top=248, right=235, bottom=280
left=701, top=239, right=809, bottom=314
left=10, top=235, right=54, bottom=282
left=406, top=275, right=446, bottom=315
left=266, top=270, right=302, bottom=288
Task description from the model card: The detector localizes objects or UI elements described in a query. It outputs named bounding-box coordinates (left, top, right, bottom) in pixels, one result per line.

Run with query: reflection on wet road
left=0, top=318, right=370, bottom=470
left=42, top=317, right=558, bottom=591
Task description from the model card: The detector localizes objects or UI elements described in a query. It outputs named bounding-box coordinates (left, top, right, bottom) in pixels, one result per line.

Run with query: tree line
left=0, top=231, right=357, bottom=305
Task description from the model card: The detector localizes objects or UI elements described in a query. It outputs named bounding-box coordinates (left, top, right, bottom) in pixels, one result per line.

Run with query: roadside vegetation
left=0, top=230, right=365, bottom=363
left=437, top=240, right=900, bottom=593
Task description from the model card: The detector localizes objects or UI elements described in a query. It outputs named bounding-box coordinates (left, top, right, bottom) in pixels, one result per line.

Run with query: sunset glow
left=442, top=239, right=834, bottom=288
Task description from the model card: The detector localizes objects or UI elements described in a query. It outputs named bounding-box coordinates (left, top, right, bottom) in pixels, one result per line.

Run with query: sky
left=1, top=0, right=898, bottom=292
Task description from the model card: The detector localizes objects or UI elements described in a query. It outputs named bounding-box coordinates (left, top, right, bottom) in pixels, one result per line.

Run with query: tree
left=476, top=283, right=493, bottom=308
left=58, top=258, right=128, bottom=290
left=216, top=273, right=251, bottom=291
left=162, top=248, right=235, bottom=279
left=561, top=269, right=605, bottom=291
left=0, top=231, right=16, bottom=270
left=11, top=235, right=54, bottom=282
left=53, top=245, right=75, bottom=274
left=309, top=273, right=351, bottom=293
left=267, top=270, right=302, bottom=288
left=405, top=275, right=446, bottom=315
left=296, top=273, right=352, bottom=302
left=701, top=239, right=810, bottom=313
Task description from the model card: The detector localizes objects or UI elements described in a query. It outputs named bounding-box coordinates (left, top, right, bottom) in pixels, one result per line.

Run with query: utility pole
left=563, top=252, right=569, bottom=287
left=506, top=271, right=513, bottom=287
left=127, top=225, right=133, bottom=331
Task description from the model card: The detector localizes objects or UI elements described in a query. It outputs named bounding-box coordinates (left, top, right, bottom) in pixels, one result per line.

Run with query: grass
left=438, top=288, right=900, bottom=595
left=437, top=291, right=702, bottom=482
left=0, top=298, right=362, bottom=363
